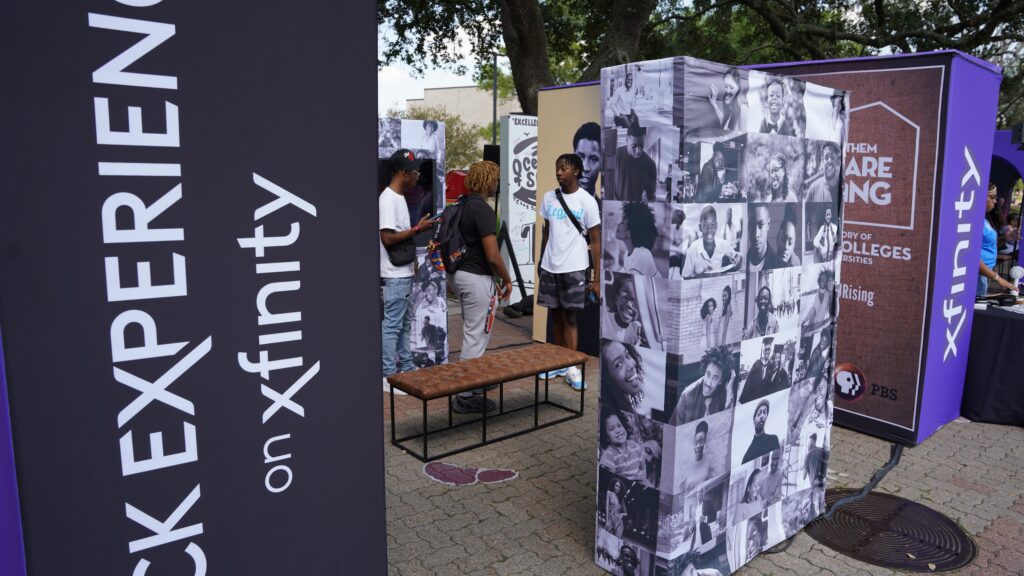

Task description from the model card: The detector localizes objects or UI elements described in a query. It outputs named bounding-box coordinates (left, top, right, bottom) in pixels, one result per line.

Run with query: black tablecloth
left=961, top=305, right=1024, bottom=425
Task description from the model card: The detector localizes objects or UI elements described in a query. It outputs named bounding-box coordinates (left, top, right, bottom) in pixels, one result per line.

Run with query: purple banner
left=0, top=329, right=26, bottom=576
left=918, top=56, right=1002, bottom=440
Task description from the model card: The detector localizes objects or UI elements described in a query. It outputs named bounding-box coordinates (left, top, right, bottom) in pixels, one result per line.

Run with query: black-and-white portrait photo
left=688, top=137, right=746, bottom=203
left=574, top=121, right=604, bottom=196
left=604, top=201, right=678, bottom=278
left=666, top=141, right=699, bottom=203
left=684, top=137, right=749, bottom=203
left=730, top=513, right=766, bottom=570
left=605, top=124, right=680, bottom=203
left=802, top=83, right=849, bottom=144
left=604, top=59, right=675, bottom=129
left=596, top=527, right=656, bottom=576
left=678, top=204, right=745, bottom=279
left=377, top=117, right=401, bottom=151
left=410, top=251, right=448, bottom=367
left=726, top=460, right=775, bottom=526
left=799, top=262, right=835, bottom=333
left=656, top=540, right=729, bottom=576
left=657, top=475, right=729, bottom=561
left=401, top=119, right=444, bottom=160
left=676, top=274, right=745, bottom=360
left=737, top=328, right=799, bottom=405
left=602, top=272, right=666, bottom=351
left=781, top=489, right=824, bottom=539
left=663, top=410, right=732, bottom=496
left=785, top=375, right=832, bottom=495
left=671, top=346, right=739, bottom=426
left=600, top=406, right=665, bottom=490
left=793, top=325, right=833, bottom=393
left=601, top=338, right=668, bottom=420
left=746, top=71, right=804, bottom=138
left=599, top=469, right=660, bottom=551
left=804, top=202, right=840, bottom=263
left=730, top=388, right=789, bottom=468
left=802, top=140, right=842, bottom=204
left=745, top=267, right=801, bottom=337
left=747, top=203, right=802, bottom=273
left=679, top=59, right=749, bottom=134
left=743, top=133, right=804, bottom=203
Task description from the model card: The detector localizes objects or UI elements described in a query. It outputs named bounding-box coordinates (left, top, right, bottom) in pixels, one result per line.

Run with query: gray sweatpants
left=450, top=270, right=495, bottom=397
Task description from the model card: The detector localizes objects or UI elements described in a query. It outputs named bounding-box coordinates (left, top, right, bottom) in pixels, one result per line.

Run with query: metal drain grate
left=806, top=489, right=976, bottom=572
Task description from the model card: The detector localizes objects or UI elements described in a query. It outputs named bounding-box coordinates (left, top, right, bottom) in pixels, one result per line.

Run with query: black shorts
left=537, top=269, right=587, bottom=310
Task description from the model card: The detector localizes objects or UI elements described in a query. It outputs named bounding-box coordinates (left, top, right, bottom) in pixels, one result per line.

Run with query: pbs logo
left=834, top=363, right=866, bottom=402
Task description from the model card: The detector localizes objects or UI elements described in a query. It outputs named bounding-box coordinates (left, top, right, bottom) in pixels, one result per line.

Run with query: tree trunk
left=579, top=0, right=659, bottom=82
left=498, top=0, right=555, bottom=115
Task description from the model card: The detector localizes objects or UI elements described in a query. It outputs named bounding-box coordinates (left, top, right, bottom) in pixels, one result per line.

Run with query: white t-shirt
left=623, top=247, right=659, bottom=277
left=540, top=189, right=601, bottom=273
left=379, top=187, right=414, bottom=278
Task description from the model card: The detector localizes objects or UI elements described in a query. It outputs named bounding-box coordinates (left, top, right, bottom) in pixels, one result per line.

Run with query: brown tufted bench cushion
left=386, top=343, right=590, bottom=400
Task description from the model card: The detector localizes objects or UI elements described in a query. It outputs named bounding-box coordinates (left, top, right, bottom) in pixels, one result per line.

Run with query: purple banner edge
left=918, top=54, right=1003, bottom=442
left=746, top=49, right=1001, bottom=76
left=0, top=327, right=27, bottom=576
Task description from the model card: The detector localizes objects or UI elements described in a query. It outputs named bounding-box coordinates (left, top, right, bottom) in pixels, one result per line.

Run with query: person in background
left=801, top=269, right=834, bottom=333
left=767, top=218, right=801, bottom=269
left=718, top=285, right=734, bottom=345
left=448, top=160, right=513, bottom=413
left=759, top=77, right=794, bottom=136
left=743, top=286, right=779, bottom=339
left=599, top=408, right=648, bottom=483
left=574, top=122, right=604, bottom=196
left=539, top=154, right=602, bottom=389
left=674, top=347, right=734, bottom=425
left=682, top=206, right=741, bottom=278
left=617, top=202, right=661, bottom=277
left=609, top=71, right=639, bottom=129
left=979, top=183, right=1017, bottom=294
left=380, top=149, right=435, bottom=392
left=700, top=298, right=719, bottom=349
left=708, top=67, right=742, bottom=131
left=421, top=120, right=441, bottom=158
left=747, top=205, right=774, bottom=273
left=805, top=143, right=840, bottom=203
left=614, top=123, right=658, bottom=202
left=813, top=207, right=838, bottom=263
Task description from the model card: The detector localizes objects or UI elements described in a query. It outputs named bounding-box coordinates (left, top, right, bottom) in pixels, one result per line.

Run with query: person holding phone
left=380, top=149, right=435, bottom=391
left=448, top=160, right=514, bottom=414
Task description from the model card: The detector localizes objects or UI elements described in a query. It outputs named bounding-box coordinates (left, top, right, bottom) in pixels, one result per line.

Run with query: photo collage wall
left=378, top=118, right=449, bottom=369
left=596, top=57, right=847, bottom=576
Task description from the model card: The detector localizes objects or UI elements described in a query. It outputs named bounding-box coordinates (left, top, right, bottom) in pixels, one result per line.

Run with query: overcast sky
left=378, top=25, right=505, bottom=116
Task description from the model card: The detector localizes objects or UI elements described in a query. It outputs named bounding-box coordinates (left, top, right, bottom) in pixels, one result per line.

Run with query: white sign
left=500, top=115, right=538, bottom=305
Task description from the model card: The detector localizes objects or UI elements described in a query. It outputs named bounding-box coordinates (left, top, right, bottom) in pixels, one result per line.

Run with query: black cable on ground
left=822, top=442, right=904, bottom=521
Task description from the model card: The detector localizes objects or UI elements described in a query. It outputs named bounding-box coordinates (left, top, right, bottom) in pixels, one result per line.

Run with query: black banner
left=0, top=1, right=384, bottom=574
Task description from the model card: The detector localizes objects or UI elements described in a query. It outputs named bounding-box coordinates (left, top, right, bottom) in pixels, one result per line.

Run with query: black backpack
left=428, top=194, right=482, bottom=274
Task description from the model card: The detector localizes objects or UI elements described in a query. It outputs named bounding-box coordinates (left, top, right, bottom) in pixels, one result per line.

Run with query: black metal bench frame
left=389, top=366, right=586, bottom=462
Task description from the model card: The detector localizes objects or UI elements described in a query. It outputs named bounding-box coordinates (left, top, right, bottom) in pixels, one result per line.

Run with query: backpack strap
left=553, top=188, right=595, bottom=280
left=555, top=189, right=590, bottom=245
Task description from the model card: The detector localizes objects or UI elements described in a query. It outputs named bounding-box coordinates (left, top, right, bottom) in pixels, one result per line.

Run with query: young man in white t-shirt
left=538, top=153, right=602, bottom=390
left=379, top=149, right=434, bottom=392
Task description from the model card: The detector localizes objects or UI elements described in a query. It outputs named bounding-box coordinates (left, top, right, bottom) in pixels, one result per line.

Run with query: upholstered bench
left=386, top=343, right=590, bottom=462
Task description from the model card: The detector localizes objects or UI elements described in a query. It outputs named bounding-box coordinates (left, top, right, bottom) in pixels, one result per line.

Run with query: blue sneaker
left=566, top=367, right=586, bottom=391
left=541, top=368, right=568, bottom=380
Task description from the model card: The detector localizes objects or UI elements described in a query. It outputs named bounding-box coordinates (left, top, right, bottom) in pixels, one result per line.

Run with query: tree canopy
left=379, top=0, right=1023, bottom=126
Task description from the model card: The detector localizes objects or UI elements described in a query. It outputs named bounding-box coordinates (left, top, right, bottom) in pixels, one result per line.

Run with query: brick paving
left=383, top=304, right=1024, bottom=575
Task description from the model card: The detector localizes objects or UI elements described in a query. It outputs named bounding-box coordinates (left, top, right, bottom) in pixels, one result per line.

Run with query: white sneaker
left=383, top=376, right=407, bottom=395
left=566, top=366, right=586, bottom=391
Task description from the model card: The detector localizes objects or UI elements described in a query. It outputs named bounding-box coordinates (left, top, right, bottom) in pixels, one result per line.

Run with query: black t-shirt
left=457, top=195, right=497, bottom=276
